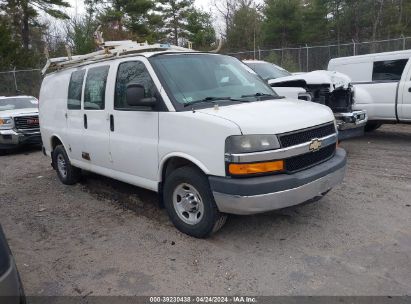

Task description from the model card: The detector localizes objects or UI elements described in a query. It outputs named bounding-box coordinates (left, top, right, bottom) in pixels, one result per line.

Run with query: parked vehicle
left=244, top=60, right=368, bottom=139
left=0, top=225, right=25, bottom=304
left=40, top=42, right=347, bottom=238
left=328, top=50, right=411, bottom=131
left=0, top=96, right=41, bottom=152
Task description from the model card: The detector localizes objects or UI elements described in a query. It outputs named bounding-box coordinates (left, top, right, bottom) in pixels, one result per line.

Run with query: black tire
left=52, top=145, right=81, bottom=185
left=365, top=122, right=382, bottom=132
left=163, top=166, right=227, bottom=238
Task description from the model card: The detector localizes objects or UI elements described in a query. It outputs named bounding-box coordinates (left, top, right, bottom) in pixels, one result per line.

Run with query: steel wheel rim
left=172, top=183, right=204, bottom=225
left=57, top=154, right=67, bottom=178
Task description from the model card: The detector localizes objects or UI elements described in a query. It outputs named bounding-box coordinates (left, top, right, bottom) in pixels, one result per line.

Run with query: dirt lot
left=1, top=125, right=411, bottom=296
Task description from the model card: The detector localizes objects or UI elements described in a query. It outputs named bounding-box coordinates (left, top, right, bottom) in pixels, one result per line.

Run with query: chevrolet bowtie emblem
left=309, top=138, right=322, bottom=152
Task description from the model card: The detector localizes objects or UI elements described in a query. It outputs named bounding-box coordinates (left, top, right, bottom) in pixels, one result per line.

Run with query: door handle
left=84, top=114, right=88, bottom=129
left=408, top=87, right=411, bottom=93
left=110, top=114, right=114, bottom=132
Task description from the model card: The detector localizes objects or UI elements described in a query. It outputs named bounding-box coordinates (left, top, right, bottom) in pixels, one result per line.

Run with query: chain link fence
left=0, top=69, right=42, bottom=97
left=227, top=36, right=411, bottom=72
left=1, top=36, right=410, bottom=97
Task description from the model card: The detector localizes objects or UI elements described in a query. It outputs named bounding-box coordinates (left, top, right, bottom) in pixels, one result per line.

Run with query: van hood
left=196, top=98, right=334, bottom=135
left=268, top=70, right=352, bottom=92
left=0, top=108, right=38, bottom=117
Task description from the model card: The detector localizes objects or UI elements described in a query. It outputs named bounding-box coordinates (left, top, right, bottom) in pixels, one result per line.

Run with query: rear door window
left=372, top=59, right=408, bottom=81
left=67, top=70, right=85, bottom=110
left=84, top=66, right=110, bottom=110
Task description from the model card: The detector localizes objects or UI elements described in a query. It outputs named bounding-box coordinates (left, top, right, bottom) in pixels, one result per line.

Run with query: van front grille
left=278, top=123, right=336, bottom=148
left=285, top=144, right=336, bottom=172
left=14, top=115, right=40, bottom=130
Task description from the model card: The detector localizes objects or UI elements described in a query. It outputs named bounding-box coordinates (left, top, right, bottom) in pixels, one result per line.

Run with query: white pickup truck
left=244, top=60, right=368, bottom=139
left=328, top=50, right=411, bottom=131
left=0, top=96, right=41, bottom=152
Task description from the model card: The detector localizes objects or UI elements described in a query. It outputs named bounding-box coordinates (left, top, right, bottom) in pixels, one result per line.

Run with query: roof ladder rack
left=42, top=41, right=194, bottom=75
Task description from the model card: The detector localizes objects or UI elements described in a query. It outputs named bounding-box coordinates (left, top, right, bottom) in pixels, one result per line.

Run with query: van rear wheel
left=53, top=145, right=81, bottom=185
left=163, top=166, right=227, bottom=238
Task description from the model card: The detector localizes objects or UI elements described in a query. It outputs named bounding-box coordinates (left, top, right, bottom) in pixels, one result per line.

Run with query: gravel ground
left=0, top=125, right=411, bottom=296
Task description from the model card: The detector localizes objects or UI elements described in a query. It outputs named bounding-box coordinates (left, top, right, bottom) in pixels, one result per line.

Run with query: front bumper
left=0, top=129, right=42, bottom=149
left=210, top=148, right=347, bottom=215
left=335, top=110, right=368, bottom=140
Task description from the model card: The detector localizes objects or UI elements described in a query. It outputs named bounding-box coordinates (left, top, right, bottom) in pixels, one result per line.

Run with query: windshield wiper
left=183, top=96, right=243, bottom=108
left=241, top=93, right=281, bottom=100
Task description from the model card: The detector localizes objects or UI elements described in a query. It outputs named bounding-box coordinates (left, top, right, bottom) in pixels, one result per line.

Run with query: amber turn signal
left=229, top=160, right=284, bottom=176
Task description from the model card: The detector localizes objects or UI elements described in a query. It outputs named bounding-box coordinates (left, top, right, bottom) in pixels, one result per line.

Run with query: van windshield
left=150, top=54, right=279, bottom=110
left=0, top=97, right=38, bottom=111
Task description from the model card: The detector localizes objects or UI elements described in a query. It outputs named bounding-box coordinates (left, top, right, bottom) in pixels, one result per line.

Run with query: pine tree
left=1, top=0, right=71, bottom=50
left=157, top=0, right=194, bottom=46
left=185, top=9, right=216, bottom=50
left=226, top=2, right=263, bottom=51
left=262, top=0, right=303, bottom=47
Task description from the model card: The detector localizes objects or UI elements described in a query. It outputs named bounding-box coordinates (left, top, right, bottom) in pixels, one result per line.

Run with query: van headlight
left=0, top=117, right=14, bottom=130
left=225, top=135, right=280, bottom=154
left=225, top=135, right=283, bottom=176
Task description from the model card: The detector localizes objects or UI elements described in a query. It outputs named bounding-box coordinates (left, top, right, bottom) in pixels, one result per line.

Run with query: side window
left=115, top=61, right=157, bottom=110
left=67, top=70, right=85, bottom=110
left=84, top=66, right=110, bottom=110
left=372, top=59, right=408, bottom=81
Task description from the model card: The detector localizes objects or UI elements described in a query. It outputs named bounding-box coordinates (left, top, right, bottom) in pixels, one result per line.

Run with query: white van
left=328, top=50, right=411, bottom=131
left=40, top=42, right=347, bottom=238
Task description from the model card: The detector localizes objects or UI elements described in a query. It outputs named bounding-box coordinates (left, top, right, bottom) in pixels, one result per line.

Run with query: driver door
left=108, top=59, right=160, bottom=191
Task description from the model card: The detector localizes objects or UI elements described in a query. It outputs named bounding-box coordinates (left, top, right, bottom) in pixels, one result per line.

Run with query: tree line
left=0, top=0, right=410, bottom=71
left=222, top=0, right=411, bottom=52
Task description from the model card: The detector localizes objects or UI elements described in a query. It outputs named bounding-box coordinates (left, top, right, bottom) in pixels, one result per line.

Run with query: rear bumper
left=335, top=110, right=367, bottom=140
left=210, top=148, right=347, bottom=215
left=0, top=129, right=42, bottom=149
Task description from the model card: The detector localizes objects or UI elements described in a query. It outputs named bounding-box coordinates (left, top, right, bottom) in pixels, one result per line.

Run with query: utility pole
left=253, top=3, right=256, bottom=60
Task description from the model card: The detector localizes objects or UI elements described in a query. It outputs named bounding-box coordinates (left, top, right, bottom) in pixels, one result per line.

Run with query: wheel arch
left=49, top=135, right=72, bottom=169
left=50, top=134, right=66, bottom=153
left=159, top=154, right=210, bottom=184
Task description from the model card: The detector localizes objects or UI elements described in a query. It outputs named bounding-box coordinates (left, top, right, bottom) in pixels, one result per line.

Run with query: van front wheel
left=163, top=167, right=227, bottom=238
left=52, top=145, right=81, bottom=185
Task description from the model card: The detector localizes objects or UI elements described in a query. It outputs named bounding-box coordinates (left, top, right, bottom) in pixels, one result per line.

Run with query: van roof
left=329, top=49, right=411, bottom=65
left=42, top=41, right=198, bottom=75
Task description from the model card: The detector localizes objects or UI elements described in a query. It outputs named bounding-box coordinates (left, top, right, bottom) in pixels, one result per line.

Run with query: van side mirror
left=126, top=84, right=157, bottom=107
